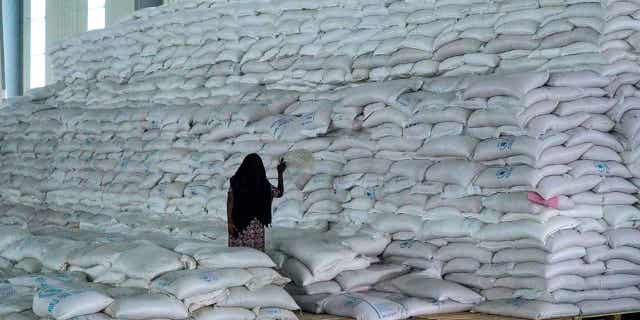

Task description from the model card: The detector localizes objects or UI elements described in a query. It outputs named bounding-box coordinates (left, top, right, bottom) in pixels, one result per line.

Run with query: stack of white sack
left=1, top=231, right=196, bottom=288
left=5, top=272, right=114, bottom=320
left=271, top=78, right=425, bottom=230
left=0, top=222, right=299, bottom=320
left=272, top=230, right=484, bottom=319
left=594, top=0, right=640, bottom=318
left=47, top=0, right=607, bottom=92
left=0, top=77, right=431, bottom=232
left=601, top=0, right=640, bottom=104
left=464, top=70, right=640, bottom=318
left=0, top=0, right=627, bottom=235
left=1, top=0, right=640, bottom=318
left=272, top=231, right=379, bottom=298
left=78, top=242, right=298, bottom=319
left=0, top=69, right=634, bottom=320
left=340, top=69, right=640, bottom=319
left=3, top=66, right=640, bottom=319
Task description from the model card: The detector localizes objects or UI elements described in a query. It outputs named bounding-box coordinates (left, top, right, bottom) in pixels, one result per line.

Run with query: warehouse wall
left=22, top=0, right=87, bottom=88
left=46, top=0, right=88, bottom=85
left=107, top=0, right=136, bottom=27
left=21, top=0, right=139, bottom=90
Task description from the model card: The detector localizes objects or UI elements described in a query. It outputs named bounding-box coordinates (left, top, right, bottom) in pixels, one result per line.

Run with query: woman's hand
left=277, top=158, right=287, bottom=174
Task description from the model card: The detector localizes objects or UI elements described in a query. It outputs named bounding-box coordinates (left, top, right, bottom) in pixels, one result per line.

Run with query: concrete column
left=0, top=1, right=5, bottom=95
left=2, top=0, right=23, bottom=97
left=135, top=0, right=163, bottom=10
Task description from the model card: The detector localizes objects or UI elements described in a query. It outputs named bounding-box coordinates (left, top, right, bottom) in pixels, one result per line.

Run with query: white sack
left=537, top=175, right=603, bottom=199
left=578, top=298, right=640, bottom=316
left=111, top=244, right=187, bottom=280
left=473, top=300, right=579, bottom=319
left=219, top=286, right=298, bottom=310
left=183, top=246, right=275, bottom=269
left=150, top=268, right=253, bottom=299
left=256, top=308, right=299, bottom=320
left=33, top=281, right=113, bottom=320
left=436, top=244, right=492, bottom=263
left=463, top=72, right=549, bottom=99
left=192, top=307, right=256, bottom=320
left=322, top=293, right=407, bottom=320
left=277, top=238, right=358, bottom=276
left=607, top=228, right=640, bottom=248
left=335, top=264, right=409, bottom=291
left=383, top=240, right=437, bottom=260
left=418, top=136, right=478, bottom=159
left=391, top=273, right=483, bottom=304
left=105, top=294, right=188, bottom=320
left=425, top=160, right=485, bottom=186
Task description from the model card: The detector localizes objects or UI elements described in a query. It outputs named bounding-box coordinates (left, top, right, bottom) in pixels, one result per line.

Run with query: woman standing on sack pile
left=227, top=153, right=286, bottom=250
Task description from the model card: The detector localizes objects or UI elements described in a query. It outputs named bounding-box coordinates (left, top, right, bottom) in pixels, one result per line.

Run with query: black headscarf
left=230, top=154, right=273, bottom=232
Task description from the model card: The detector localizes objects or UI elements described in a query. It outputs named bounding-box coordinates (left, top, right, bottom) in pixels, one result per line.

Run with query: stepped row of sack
left=5, top=63, right=640, bottom=318
left=270, top=230, right=486, bottom=320
left=610, top=0, right=640, bottom=224
left=1, top=0, right=640, bottom=319
left=2, top=70, right=638, bottom=230
left=2, top=197, right=640, bottom=320
left=47, top=0, right=621, bottom=93
left=0, top=220, right=300, bottom=320
left=264, top=66, right=640, bottom=319
left=357, top=68, right=640, bottom=318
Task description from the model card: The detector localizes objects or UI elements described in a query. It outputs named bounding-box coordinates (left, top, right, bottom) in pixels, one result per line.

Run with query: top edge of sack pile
left=45, top=0, right=609, bottom=92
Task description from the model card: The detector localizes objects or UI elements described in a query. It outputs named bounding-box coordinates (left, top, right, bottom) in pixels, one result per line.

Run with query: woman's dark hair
left=230, top=153, right=273, bottom=232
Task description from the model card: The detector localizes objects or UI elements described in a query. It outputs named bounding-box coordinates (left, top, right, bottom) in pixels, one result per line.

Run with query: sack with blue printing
left=8, top=273, right=87, bottom=288
left=0, top=283, right=34, bottom=315
left=32, top=281, right=113, bottom=320
left=183, top=289, right=229, bottom=313
left=150, top=268, right=253, bottom=300
left=256, top=307, right=299, bottom=320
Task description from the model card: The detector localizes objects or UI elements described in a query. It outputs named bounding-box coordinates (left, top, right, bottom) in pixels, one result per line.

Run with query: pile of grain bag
left=3, top=70, right=640, bottom=320
left=463, top=69, right=640, bottom=318
left=326, top=68, right=640, bottom=319
left=2, top=0, right=640, bottom=319
left=0, top=0, right=624, bottom=234
left=272, top=230, right=483, bottom=319
left=0, top=220, right=299, bottom=320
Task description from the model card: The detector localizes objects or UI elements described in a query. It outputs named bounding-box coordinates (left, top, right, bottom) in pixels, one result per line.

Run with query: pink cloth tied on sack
left=528, top=192, right=559, bottom=208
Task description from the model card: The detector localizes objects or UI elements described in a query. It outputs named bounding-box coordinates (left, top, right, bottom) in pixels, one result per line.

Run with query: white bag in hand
left=283, top=150, right=314, bottom=174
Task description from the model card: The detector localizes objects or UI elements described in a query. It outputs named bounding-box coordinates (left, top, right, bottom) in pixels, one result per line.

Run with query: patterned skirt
left=228, top=218, right=265, bottom=251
